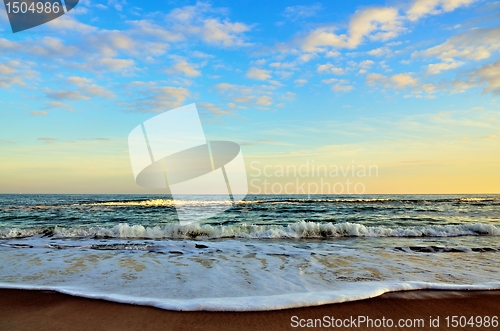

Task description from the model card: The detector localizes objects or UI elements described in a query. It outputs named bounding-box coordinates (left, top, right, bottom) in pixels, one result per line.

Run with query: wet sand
left=1, top=289, right=499, bottom=331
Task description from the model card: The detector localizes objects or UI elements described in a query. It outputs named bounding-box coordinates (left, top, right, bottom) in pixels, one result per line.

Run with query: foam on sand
left=1, top=238, right=500, bottom=311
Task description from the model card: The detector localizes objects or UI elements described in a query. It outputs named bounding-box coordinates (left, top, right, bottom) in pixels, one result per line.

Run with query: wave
left=80, top=196, right=500, bottom=207
left=1, top=196, right=497, bottom=212
left=2, top=221, right=500, bottom=239
left=82, top=199, right=232, bottom=207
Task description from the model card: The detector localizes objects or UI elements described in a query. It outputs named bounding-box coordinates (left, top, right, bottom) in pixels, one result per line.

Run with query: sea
left=1, top=194, right=499, bottom=311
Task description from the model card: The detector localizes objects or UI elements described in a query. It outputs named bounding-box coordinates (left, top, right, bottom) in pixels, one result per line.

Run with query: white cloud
left=198, top=102, right=232, bottom=116
left=391, top=73, right=418, bottom=88
left=0, top=61, right=38, bottom=88
left=86, top=58, right=136, bottom=73
left=246, top=67, right=272, bottom=80
left=415, top=25, right=500, bottom=61
left=298, top=6, right=404, bottom=52
left=283, top=4, right=323, bottom=20
left=215, top=82, right=275, bottom=107
left=299, top=53, right=318, bottom=62
left=45, top=101, right=75, bottom=112
left=366, top=72, right=439, bottom=98
left=471, top=59, right=500, bottom=95
left=359, top=60, right=375, bottom=68
left=317, top=63, right=345, bottom=75
left=358, top=60, right=375, bottom=74
left=86, top=30, right=168, bottom=58
left=333, top=85, right=354, bottom=92
left=256, top=95, right=273, bottom=106
left=31, top=111, right=48, bottom=116
left=0, top=75, right=23, bottom=88
left=252, top=59, right=266, bottom=66
left=46, top=90, right=89, bottom=101
left=426, top=60, right=464, bottom=74
left=67, top=77, right=92, bottom=85
left=325, top=51, right=340, bottom=58
left=168, top=60, right=202, bottom=77
left=166, top=2, right=251, bottom=47
left=45, top=14, right=98, bottom=34
left=0, top=64, right=15, bottom=75
left=321, top=78, right=354, bottom=92
left=406, top=0, right=476, bottom=21
left=366, top=72, right=418, bottom=89
left=127, top=20, right=184, bottom=42
left=348, top=7, right=403, bottom=45
left=269, top=62, right=296, bottom=69
left=202, top=19, right=250, bottom=47
left=294, top=79, right=307, bottom=86
left=123, top=83, right=190, bottom=112
left=367, top=46, right=392, bottom=57
left=275, top=71, right=293, bottom=79
left=44, top=77, right=114, bottom=101
left=0, top=2, right=249, bottom=79
left=67, top=76, right=115, bottom=98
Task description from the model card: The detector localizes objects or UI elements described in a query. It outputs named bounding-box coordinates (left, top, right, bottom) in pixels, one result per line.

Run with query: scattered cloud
left=294, top=79, right=307, bottom=86
left=470, top=59, right=500, bottom=95
left=79, top=57, right=137, bottom=73
left=367, top=46, right=392, bottom=57
left=246, top=67, right=272, bottom=80
left=67, top=76, right=115, bottom=98
left=198, top=102, right=233, bottom=116
left=426, top=60, right=464, bottom=74
left=44, top=77, right=114, bottom=101
left=37, top=137, right=58, bottom=141
left=317, top=63, right=345, bottom=75
left=406, top=0, right=476, bottom=21
left=366, top=72, right=419, bottom=89
left=45, top=101, right=75, bottom=113
left=0, top=60, right=37, bottom=88
left=215, top=82, right=276, bottom=108
left=299, top=6, right=404, bottom=52
left=46, top=90, right=89, bottom=101
left=322, top=78, right=354, bottom=92
left=415, top=25, right=500, bottom=61
left=325, top=51, right=340, bottom=58
left=167, top=59, right=202, bottom=77
left=166, top=2, right=252, bottom=47
left=31, top=111, right=48, bottom=116
left=282, top=3, right=323, bottom=21
left=78, top=137, right=110, bottom=141
left=122, top=82, right=190, bottom=112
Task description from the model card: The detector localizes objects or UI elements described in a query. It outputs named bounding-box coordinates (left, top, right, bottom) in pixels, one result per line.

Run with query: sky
left=0, top=0, right=499, bottom=194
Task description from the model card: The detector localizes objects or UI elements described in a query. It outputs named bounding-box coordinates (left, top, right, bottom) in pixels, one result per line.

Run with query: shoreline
left=1, top=289, right=499, bottom=331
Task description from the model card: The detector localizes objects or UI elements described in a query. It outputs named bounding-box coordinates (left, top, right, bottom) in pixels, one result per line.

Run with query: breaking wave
left=1, top=221, right=500, bottom=239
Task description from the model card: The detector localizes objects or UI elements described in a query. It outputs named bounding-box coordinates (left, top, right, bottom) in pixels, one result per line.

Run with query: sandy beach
left=1, top=289, right=499, bottom=331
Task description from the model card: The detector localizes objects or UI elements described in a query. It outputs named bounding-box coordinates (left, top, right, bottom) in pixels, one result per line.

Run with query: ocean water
left=1, top=194, right=500, bottom=311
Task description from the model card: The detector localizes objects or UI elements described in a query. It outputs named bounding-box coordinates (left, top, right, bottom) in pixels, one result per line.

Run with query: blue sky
left=0, top=0, right=499, bottom=194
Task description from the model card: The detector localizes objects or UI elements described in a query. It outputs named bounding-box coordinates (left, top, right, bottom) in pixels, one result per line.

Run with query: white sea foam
left=1, top=238, right=500, bottom=311
left=1, top=281, right=499, bottom=312
left=2, top=221, right=500, bottom=239
left=77, top=196, right=500, bottom=208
